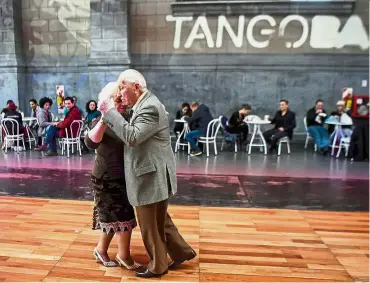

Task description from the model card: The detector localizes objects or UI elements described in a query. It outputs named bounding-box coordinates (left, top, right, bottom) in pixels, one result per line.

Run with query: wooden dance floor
left=0, top=196, right=368, bottom=282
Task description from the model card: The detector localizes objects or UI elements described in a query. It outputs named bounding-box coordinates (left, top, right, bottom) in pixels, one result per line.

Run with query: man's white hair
left=117, top=69, right=147, bottom=89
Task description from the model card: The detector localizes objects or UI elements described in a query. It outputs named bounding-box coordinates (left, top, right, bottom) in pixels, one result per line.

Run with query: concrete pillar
left=88, top=0, right=131, bottom=95
left=0, top=0, right=26, bottom=111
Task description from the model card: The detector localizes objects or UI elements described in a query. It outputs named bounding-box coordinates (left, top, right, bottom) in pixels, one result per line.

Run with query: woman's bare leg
left=116, top=231, right=134, bottom=265
left=96, top=232, right=114, bottom=261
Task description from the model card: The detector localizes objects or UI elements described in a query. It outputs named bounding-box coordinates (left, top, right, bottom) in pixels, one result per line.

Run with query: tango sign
left=166, top=15, right=369, bottom=50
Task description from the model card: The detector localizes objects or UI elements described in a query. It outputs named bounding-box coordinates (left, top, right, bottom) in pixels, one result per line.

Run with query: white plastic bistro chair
left=336, top=136, right=351, bottom=158
left=303, top=117, right=317, bottom=152
left=60, top=120, right=84, bottom=158
left=1, top=118, right=26, bottom=153
left=277, top=136, right=291, bottom=156
left=24, top=117, right=38, bottom=149
left=198, top=118, right=221, bottom=157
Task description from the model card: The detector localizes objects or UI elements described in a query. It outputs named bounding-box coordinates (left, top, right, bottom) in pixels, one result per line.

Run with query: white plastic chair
left=198, top=118, right=221, bottom=157
left=278, top=136, right=291, bottom=156
left=336, top=136, right=351, bottom=158
left=24, top=118, right=38, bottom=149
left=60, top=120, right=84, bottom=158
left=303, top=117, right=317, bottom=152
left=1, top=118, right=26, bottom=153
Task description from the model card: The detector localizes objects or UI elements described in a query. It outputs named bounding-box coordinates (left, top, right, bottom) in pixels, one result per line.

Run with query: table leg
left=248, top=124, right=257, bottom=154
left=331, top=126, right=339, bottom=156
left=257, top=125, right=267, bottom=155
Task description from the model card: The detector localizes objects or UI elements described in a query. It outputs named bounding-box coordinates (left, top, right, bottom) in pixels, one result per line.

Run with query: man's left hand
left=279, top=127, right=284, bottom=131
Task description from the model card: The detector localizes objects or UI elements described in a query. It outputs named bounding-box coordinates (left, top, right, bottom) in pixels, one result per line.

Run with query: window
left=171, top=0, right=355, bottom=16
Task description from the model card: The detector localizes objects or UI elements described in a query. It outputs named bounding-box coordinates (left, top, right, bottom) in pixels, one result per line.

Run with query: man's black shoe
left=135, top=267, right=168, bottom=278
left=168, top=250, right=197, bottom=270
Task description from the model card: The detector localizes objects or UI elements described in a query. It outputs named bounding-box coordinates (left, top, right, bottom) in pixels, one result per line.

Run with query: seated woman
left=84, top=87, right=141, bottom=270
left=329, top=100, right=353, bottom=141
left=174, top=102, right=192, bottom=137
left=81, top=100, right=102, bottom=153
left=35, top=97, right=54, bottom=151
left=85, top=100, right=102, bottom=128
left=227, top=104, right=252, bottom=143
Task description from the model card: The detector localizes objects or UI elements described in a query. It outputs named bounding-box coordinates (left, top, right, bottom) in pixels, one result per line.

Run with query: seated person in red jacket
left=263, top=99, right=296, bottom=153
left=44, top=96, right=82, bottom=156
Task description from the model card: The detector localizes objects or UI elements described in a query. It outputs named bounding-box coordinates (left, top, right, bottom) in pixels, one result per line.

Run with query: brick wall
left=21, top=0, right=90, bottom=58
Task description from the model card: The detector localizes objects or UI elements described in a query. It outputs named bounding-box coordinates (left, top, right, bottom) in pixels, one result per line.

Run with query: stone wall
left=129, top=0, right=369, bottom=134
left=1, top=0, right=369, bottom=136
left=22, top=0, right=90, bottom=59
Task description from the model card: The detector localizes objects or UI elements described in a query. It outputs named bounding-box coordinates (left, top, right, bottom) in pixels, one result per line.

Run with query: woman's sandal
left=93, top=247, right=117, bottom=267
left=115, top=254, right=142, bottom=270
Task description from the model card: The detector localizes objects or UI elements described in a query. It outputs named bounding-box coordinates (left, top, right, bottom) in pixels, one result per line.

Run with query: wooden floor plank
left=0, top=196, right=368, bottom=282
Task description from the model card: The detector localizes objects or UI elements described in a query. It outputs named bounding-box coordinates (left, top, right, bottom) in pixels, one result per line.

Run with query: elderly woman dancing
left=84, top=82, right=141, bottom=270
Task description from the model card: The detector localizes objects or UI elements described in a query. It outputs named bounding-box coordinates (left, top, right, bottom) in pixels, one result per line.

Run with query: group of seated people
left=173, top=98, right=354, bottom=157
left=306, top=99, right=353, bottom=155
left=1, top=95, right=357, bottom=158
left=1, top=96, right=102, bottom=155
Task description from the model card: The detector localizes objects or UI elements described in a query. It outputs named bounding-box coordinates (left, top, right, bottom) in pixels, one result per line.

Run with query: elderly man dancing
left=97, top=69, right=196, bottom=278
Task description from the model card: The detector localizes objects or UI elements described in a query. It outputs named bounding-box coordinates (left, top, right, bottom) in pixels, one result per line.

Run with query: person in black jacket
left=184, top=101, right=213, bottom=156
left=227, top=104, right=251, bottom=142
left=263, top=99, right=296, bottom=152
left=306, top=99, right=330, bottom=154
left=173, top=102, right=192, bottom=137
left=4, top=102, right=24, bottom=135
left=1, top=100, right=14, bottom=115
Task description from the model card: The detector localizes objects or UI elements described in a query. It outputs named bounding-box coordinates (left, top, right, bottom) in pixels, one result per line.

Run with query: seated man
left=263, top=99, right=296, bottom=153
left=63, top=96, right=85, bottom=117
left=226, top=104, right=251, bottom=143
left=306, top=99, right=330, bottom=155
left=44, top=96, right=82, bottom=156
left=184, top=101, right=213, bottom=156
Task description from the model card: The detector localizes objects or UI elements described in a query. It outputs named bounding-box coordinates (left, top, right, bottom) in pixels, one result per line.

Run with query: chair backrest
left=245, top=115, right=261, bottom=122
left=1, top=118, right=21, bottom=136
left=65, top=120, right=84, bottom=139
left=219, top=115, right=228, bottom=129
left=303, top=117, right=308, bottom=131
left=205, top=118, right=221, bottom=138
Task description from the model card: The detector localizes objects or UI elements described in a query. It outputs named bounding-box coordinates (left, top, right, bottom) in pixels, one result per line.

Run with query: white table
left=22, top=117, right=38, bottom=149
left=245, top=119, right=271, bottom=155
left=325, top=120, right=353, bottom=156
left=23, top=117, right=37, bottom=123
left=174, top=119, right=190, bottom=154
